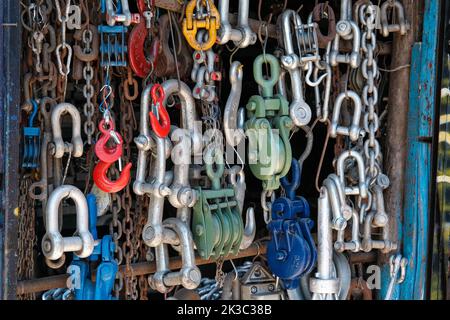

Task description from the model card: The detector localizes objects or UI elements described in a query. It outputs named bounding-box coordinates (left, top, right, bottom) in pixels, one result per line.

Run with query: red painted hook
left=149, top=84, right=171, bottom=138
left=93, top=161, right=132, bottom=193
left=94, top=119, right=124, bottom=163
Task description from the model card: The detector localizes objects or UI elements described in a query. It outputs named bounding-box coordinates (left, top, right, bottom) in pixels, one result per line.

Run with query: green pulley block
left=192, top=149, right=244, bottom=260
left=245, top=54, right=294, bottom=191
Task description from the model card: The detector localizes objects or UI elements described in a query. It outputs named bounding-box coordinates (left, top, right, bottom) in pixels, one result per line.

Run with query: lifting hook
left=149, top=84, right=171, bottom=138
left=94, top=119, right=124, bottom=163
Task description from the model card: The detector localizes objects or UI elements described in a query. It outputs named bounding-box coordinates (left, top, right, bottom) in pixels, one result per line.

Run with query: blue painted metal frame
left=399, top=0, right=440, bottom=299
left=1, top=0, right=22, bottom=299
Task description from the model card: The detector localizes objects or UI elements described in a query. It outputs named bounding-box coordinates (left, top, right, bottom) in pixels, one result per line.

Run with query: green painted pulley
left=245, top=54, right=294, bottom=191
left=192, top=148, right=244, bottom=260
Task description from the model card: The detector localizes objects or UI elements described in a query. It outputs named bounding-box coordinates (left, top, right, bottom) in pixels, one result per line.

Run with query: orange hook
left=93, top=160, right=132, bottom=193
left=94, top=119, right=124, bottom=163
left=149, top=84, right=171, bottom=138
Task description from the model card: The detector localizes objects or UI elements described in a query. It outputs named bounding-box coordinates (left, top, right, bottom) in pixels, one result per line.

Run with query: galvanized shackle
left=50, top=102, right=83, bottom=158
left=330, top=0, right=361, bottom=68
left=41, top=185, right=94, bottom=261
left=380, top=0, right=410, bottom=37
left=330, top=91, right=364, bottom=142
left=224, top=61, right=245, bottom=147
left=323, top=174, right=352, bottom=231
left=217, top=0, right=256, bottom=48
left=134, top=83, right=172, bottom=197
left=336, top=150, right=368, bottom=199
left=105, top=0, right=132, bottom=27
left=335, top=208, right=361, bottom=253
left=161, top=79, right=202, bottom=156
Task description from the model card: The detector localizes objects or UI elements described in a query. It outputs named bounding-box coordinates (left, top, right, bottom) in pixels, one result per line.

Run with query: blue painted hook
left=280, top=160, right=301, bottom=200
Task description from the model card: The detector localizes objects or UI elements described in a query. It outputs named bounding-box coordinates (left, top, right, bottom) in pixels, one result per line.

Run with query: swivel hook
left=94, top=119, right=123, bottom=163
left=149, top=84, right=171, bottom=138
left=93, top=160, right=132, bottom=193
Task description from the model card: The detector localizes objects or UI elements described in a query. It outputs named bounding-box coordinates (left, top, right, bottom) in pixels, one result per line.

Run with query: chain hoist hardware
left=50, top=103, right=84, bottom=158
left=380, top=0, right=410, bottom=37
left=267, top=160, right=317, bottom=289
left=192, top=148, right=244, bottom=260
left=330, top=0, right=361, bottom=68
left=94, top=119, right=124, bottom=163
left=245, top=54, right=293, bottom=191
left=149, top=84, right=171, bottom=138
left=217, top=0, right=256, bottom=48
left=22, top=99, right=41, bottom=169
left=128, top=18, right=159, bottom=78
left=182, top=0, right=220, bottom=51
left=42, top=185, right=95, bottom=261
left=98, top=25, right=128, bottom=67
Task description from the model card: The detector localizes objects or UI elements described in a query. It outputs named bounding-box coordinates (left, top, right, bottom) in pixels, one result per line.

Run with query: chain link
left=17, top=176, right=37, bottom=300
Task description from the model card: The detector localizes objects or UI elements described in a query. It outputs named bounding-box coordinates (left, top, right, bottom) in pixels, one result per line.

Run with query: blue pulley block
left=22, top=100, right=41, bottom=169
left=98, top=25, right=128, bottom=67
left=267, top=160, right=317, bottom=289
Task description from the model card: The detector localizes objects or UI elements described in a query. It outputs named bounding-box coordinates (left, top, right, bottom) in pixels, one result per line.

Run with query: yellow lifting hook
left=182, top=0, right=220, bottom=51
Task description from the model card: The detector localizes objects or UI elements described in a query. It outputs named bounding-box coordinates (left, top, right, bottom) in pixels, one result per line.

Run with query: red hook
left=149, top=84, right=171, bottom=138
left=93, top=161, right=132, bottom=193
left=94, top=119, right=124, bottom=163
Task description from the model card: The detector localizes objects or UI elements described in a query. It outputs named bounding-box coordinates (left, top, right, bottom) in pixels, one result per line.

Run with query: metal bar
left=1, top=0, right=22, bottom=300
left=400, top=0, right=440, bottom=300
left=348, top=252, right=378, bottom=265
left=16, top=243, right=267, bottom=295
left=379, top=0, right=420, bottom=299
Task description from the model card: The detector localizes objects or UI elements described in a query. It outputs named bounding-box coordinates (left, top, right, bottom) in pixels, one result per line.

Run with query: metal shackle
left=105, top=0, right=132, bottom=27
left=51, top=102, right=83, bottom=158
left=330, top=90, right=364, bottom=142
left=217, top=0, right=256, bottom=48
left=336, top=150, right=368, bottom=199
left=41, top=185, right=94, bottom=261
left=380, top=0, right=410, bottom=37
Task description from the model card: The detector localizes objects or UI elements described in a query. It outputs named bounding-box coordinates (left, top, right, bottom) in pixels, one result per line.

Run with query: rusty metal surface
left=1, top=0, right=22, bottom=300
left=16, top=242, right=267, bottom=295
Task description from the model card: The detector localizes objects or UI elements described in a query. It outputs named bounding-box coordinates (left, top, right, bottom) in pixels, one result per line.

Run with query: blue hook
left=280, top=160, right=301, bottom=200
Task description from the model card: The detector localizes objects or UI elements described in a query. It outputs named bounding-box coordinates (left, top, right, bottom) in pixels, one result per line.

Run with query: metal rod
left=380, top=0, right=419, bottom=297
left=16, top=243, right=267, bottom=295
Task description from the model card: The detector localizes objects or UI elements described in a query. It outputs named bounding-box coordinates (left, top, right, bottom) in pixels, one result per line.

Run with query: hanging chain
left=120, top=80, right=139, bottom=300
left=17, top=176, right=37, bottom=300
left=82, top=28, right=96, bottom=144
